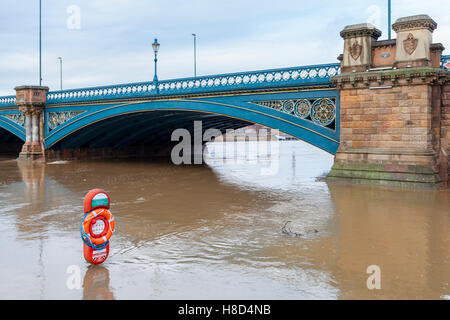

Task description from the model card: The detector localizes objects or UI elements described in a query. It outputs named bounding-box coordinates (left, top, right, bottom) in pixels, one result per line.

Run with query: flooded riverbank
left=0, top=141, right=448, bottom=299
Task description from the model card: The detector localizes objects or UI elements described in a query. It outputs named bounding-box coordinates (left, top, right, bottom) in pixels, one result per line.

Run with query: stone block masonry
left=328, top=15, right=450, bottom=188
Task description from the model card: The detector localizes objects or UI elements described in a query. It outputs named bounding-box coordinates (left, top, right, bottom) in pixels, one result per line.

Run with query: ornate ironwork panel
left=311, top=99, right=336, bottom=126
left=1, top=113, right=25, bottom=127
left=47, top=111, right=84, bottom=131
left=251, top=98, right=336, bottom=129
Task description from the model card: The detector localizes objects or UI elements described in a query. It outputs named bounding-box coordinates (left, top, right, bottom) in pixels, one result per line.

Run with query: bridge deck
left=1, top=55, right=448, bottom=107
left=0, top=56, right=448, bottom=157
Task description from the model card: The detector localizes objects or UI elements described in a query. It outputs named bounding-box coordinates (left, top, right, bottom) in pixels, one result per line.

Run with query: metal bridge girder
left=42, top=88, right=340, bottom=154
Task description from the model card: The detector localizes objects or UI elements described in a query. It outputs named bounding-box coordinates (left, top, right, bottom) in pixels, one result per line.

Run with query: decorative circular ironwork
left=294, top=99, right=311, bottom=119
left=311, top=99, right=336, bottom=126
left=283, top=100, right=295, bottom=114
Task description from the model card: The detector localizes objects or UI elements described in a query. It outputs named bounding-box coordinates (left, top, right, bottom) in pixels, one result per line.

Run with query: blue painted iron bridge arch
left=0, top=62, right=349, bottom=156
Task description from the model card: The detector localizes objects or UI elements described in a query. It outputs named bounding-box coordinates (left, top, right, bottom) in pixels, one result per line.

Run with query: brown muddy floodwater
left=0, top=141, right=449, bottom=299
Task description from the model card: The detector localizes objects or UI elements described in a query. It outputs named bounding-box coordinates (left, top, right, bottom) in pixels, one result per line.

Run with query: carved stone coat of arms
left=350, top=41, right=362, bottom=60
left=403, top=33, right=418, bottom=55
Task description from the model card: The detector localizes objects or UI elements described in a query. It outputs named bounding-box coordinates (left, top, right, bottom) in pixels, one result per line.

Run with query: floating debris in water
left=47, top=160, right=70, bottom=164
left=281, top=221, right=318, bottom=238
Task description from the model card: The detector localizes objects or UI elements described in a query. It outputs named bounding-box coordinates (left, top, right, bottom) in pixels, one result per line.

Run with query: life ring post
left=81, top=189, right=115, bottom=265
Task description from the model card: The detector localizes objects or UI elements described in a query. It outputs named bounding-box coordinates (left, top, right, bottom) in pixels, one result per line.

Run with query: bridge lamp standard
left=192, top=33, right=197, bottom=79
left=57, top=57, right=62, bottom=91
left=388, top=0, right=392, bottom=40
left=152, top=38, right=160, bottom=93
left=39, top=0, right=42, bottom=86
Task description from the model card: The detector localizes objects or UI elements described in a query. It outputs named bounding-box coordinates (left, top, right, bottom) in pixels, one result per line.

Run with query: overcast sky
left=0, top=0, right=449, bottom=95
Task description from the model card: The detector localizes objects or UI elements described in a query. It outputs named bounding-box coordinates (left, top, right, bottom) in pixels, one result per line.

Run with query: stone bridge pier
left=15, top=85, right=48, bottom=161
left=328, top=15, right=450, bottom=188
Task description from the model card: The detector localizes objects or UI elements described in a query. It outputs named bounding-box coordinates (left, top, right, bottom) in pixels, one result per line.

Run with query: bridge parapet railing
left=0, top=95, right=16, bottom=109
left=42, top=63, right=340, bottom=105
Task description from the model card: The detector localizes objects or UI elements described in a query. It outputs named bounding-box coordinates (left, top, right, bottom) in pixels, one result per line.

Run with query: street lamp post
left=152, top=38, right=160, bottom=93
left=388, top=0, right=392, bottom=40
left=57, top=57, right=62, bottom=90
left=39, top=0, right=42, bottom=86
left=192, top=33, right=197, bottom=79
